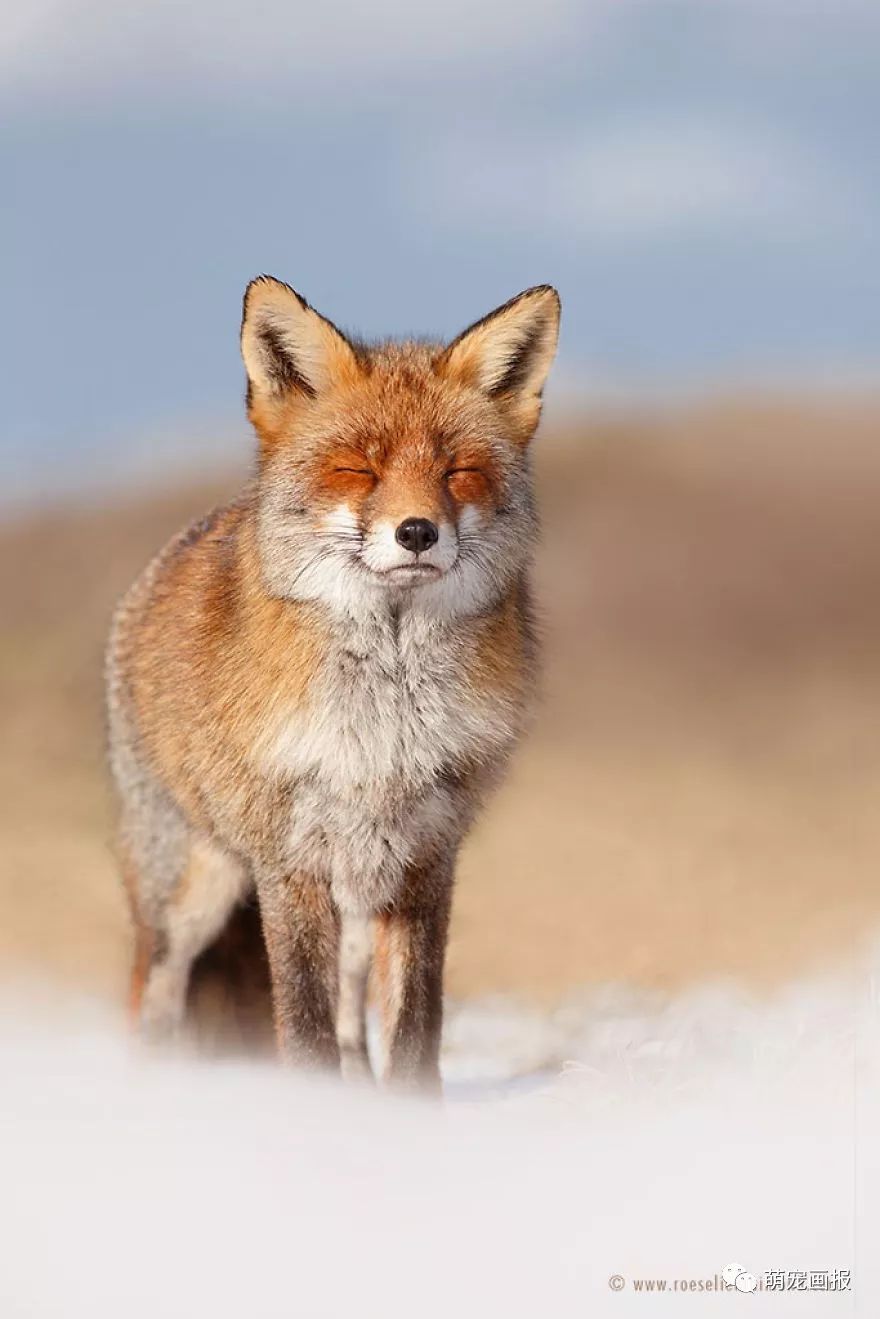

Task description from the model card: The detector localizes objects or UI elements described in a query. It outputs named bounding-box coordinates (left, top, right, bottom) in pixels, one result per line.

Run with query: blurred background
left=2, top=0, right=879, bottom=1014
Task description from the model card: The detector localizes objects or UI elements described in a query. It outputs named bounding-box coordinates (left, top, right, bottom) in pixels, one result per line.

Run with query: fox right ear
left=436, top=285, right=561, bottom=443
left=438, top=290, right=562, bottom=403
left=240, top=277, right=360, bottom=413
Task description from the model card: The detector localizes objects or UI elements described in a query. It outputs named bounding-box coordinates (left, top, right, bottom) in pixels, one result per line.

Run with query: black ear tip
left=528, top=284, right=561, bottom=309
left=242, top=275, right=273, bottom=323
left=244, top=273, right=277, bottom=299
left=242, top=275, right=309, bottom=312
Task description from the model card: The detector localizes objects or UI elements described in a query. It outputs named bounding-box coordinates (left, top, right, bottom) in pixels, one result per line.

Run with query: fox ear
left=437, top=286, right=560, bottom=427
left=241, top=276, right=360, bottom=408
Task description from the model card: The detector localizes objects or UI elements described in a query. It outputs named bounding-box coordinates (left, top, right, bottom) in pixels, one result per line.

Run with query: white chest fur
left=256, top=608, right=518, bottom=911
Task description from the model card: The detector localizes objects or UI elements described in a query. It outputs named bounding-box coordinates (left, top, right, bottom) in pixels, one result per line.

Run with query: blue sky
left=2, top=0, right=878, bottom=500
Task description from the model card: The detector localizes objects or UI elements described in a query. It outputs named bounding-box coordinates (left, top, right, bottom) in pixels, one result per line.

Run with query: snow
left=1, top=954, right=875, bottom=1316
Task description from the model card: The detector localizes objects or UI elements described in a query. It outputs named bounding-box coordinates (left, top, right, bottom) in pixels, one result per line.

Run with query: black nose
left=395, top=517, right=439, bottom=555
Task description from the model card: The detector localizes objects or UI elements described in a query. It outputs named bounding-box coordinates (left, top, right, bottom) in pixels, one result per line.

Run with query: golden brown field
left=2, top=398, right=879, bottom=1018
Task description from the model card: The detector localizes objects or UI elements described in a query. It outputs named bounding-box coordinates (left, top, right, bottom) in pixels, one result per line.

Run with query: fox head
left=240, top=277, right=560, bottom=618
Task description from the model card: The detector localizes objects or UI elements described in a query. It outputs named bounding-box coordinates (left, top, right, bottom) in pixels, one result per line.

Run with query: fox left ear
left=240, top=276, right=361, bottom=440
left=437, top=285, right=561, bottom=436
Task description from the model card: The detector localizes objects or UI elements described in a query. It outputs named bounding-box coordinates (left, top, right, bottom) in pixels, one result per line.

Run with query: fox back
left=107, top=278, right=560, bottom=1083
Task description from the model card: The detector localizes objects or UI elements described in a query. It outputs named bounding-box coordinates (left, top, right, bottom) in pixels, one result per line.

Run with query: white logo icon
left=722, top=1263, right=757, bottom=1293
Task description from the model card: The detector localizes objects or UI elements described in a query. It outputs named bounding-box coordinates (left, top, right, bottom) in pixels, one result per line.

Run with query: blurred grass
left=2, top=398, right=880, bottom=1006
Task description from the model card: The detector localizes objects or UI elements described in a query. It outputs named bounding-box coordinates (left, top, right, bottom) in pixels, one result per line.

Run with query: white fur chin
left=376, top=565, right=443, bottom=585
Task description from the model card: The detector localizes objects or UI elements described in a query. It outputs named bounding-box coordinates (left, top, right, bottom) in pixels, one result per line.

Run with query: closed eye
left=445, top=466, right=490, bottom=503
left=334, top=468, right=375, bottom=476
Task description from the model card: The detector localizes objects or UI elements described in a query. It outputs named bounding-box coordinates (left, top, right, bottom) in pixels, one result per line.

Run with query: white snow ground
left=1, top=955, right=876, bottom=1317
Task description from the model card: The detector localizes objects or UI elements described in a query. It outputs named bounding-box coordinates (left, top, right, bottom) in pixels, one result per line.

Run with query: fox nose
left=395, top=517, right=439, bottom=555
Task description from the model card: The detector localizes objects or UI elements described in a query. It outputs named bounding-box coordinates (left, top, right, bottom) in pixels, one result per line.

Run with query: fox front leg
left=373, top=864, right=453, bottom=1095
left=257, top=871, right=341, bottom=1070
left=337, top=912, right=374, bottom=1082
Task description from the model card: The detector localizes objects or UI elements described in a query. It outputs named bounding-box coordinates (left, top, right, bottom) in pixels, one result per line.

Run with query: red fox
left=106, top=277, right=560, bottom=1089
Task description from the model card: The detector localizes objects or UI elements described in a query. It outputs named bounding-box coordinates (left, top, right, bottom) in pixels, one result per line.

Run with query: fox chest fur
left=253, top=604, right=524, bottom=913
